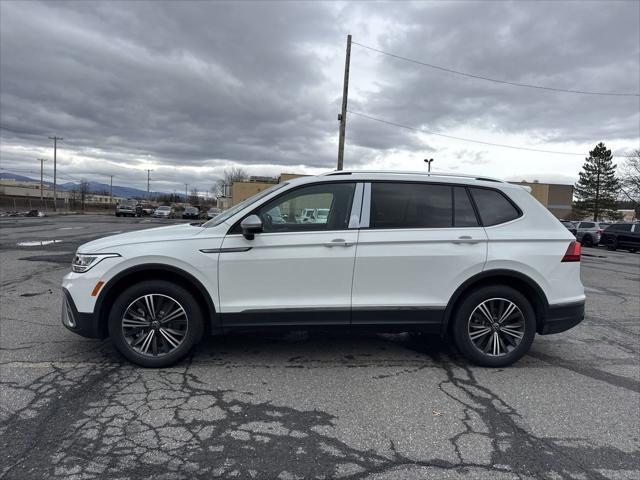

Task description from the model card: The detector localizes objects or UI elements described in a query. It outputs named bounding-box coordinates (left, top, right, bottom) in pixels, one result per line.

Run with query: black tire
left=629, top=248, right=638, bottom=253
left=582, top=235, right=593, bottom=247
left=452, top=285, right=536, bottom=367
left=108, top=280, right=204, bottom=367
left=607, top=238, right=617, bottom=251
left=115, top=212, right=120, bottom=217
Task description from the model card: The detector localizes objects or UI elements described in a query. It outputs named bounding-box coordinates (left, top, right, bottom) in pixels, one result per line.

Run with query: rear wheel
left=108, top=280, right=204, bottom=367
left=607, top=238, right=618, bottom=251
left=452, top=285, right=536, bottom=367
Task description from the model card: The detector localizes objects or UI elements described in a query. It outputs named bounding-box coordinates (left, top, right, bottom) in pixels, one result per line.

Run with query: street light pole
left=38, top=158, right=47, bottom=208
left=424, top=158, right=434, bottom=173
left=48, top=136, right=63, bottom=211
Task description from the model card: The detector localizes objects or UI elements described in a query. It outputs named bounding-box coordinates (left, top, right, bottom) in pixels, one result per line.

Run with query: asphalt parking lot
left=1, top=214, right=638, bottom=480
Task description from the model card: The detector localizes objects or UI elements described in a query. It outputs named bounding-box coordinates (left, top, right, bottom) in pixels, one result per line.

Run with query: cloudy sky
left=1, top=0, right=639, bottom=193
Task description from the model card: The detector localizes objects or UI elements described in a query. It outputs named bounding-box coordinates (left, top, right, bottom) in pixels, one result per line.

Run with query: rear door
left=351, top=182, right=487, bottom=328
left=218, top=182, right=361, bottom=327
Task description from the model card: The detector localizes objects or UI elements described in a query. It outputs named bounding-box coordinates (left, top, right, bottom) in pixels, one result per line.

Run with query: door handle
left=452, top=235, right=480, bottom=244
left=324, top=239, right=353, bottom=247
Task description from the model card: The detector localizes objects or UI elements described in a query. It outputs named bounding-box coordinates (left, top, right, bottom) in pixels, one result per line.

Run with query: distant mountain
left=1, top=172, right=178, bottom=199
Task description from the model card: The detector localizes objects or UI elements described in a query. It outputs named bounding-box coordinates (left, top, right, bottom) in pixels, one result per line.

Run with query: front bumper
left=540, top=300, right=585, bottom=335
left=62, top=288, right=103, bottom=339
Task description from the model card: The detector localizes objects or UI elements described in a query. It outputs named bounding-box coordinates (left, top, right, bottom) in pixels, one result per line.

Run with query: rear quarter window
left=469, top=188, right=520, bottom=226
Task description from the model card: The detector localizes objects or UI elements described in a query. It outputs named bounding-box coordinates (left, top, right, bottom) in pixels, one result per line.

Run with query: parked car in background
left=141, top=204, right=155, bottom=216
left=575, top=221, right=610, bottom=247
left=152, top=205, right=175, bottom=219
left=560, top=220, right=577, bottom=236
left=115, top=199, right=140, bottom=217
left=182, top=206, right=200, bottom=220
left=600, top=223, right=640, bottom=252
left=207, top=207, right=221, bottom=219
left=62, top=171, right=584, bottom=368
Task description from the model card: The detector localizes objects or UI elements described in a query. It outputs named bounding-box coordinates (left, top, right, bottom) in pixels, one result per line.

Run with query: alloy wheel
left=467, top=298, right=525, bottom=357
left=121, top=294, right=188, bottom=357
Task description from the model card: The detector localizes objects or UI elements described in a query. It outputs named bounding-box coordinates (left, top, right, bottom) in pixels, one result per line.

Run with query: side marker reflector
left=91, top=281, right=105, bottom=297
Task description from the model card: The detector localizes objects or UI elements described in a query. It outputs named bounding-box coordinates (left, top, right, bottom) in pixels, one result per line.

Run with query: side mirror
left=241, top=215, right=263, bottom=240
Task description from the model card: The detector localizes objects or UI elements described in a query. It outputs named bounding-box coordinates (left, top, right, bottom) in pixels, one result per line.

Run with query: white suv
left=62, top=171, right=585, bottom=367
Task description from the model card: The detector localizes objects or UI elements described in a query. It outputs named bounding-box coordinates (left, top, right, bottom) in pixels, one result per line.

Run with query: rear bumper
left=540, top=300, right=585, bottom=335
left=62, top=288, right=103, bottom=339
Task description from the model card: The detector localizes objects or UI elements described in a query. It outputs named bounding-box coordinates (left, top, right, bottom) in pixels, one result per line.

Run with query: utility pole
left=109, top=175, right=114, bottom=205
left=337, top=34, right=352, bottom=171
left=424, top=158, right=434, bottom=173
left=185, top=184, right=189, bottom=203
left=48, top=136, right=63, bottom=211
left=146, top=169, right=152, bottom=200
left=38, top=158, right=47, bottom=207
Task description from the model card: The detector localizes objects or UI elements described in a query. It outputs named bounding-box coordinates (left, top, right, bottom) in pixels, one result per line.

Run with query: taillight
left=597, top=229, right=603, bottom=235
left=562, top=241, right=581, bottom=262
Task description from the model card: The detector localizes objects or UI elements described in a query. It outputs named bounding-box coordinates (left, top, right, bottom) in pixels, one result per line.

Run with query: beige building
left=218, top=173, right=307, bottom=210
left=0, top=179, right=125, bottom=205
left=511, top=181, right=573, bottom=219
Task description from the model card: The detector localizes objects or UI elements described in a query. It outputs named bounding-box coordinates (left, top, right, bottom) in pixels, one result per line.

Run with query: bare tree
left=214, top=167, right=248, bottom=197
left=189, top=187, right=200, bottom=205
left=620, top=149, right=640, bottom=202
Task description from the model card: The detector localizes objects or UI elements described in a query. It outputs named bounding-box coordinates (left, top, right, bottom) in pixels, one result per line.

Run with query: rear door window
left=453, top=187, right=479, bottom=227
left=580, top=222, right=595, bottom=229
left=469, top=188, right=520, bottom=226
left=370, top=183, right=452, bottom=229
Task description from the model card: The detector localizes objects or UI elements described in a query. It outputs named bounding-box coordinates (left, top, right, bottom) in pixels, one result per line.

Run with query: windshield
left=203, top=183, right=288, bottom=227
left=157, top=206, right=170, bottom=211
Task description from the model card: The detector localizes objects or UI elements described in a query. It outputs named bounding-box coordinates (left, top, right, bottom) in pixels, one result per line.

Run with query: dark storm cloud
left=346, top=1, right=639, bottom=143
left=0, top=0, right=342, bottom=178
left=0, top=1, right=638, bottom=190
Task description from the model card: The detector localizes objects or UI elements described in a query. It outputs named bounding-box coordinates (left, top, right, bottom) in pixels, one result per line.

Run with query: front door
left=218, top=181, right=360, bottom=327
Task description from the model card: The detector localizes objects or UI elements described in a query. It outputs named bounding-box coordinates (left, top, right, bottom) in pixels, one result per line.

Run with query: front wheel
left=108, top=280, right=204, bottom=367
left=452, top=285, right=536, bottom=367
left=607, top=238, right=617, bottom=251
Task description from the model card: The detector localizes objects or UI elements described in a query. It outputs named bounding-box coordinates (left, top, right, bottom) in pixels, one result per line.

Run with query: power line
left=347, top=110, right=634, bottom=158
left=351, top=41, right=640, bottom=97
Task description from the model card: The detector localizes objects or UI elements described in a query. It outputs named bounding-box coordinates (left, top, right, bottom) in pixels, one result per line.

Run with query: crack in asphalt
left=1, top=340, right=638, bottom=479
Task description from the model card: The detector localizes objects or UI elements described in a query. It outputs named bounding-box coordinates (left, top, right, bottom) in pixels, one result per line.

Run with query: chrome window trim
left=348, top=183, right=364, bottom=229
left=360, top=183, right=371, bottom=228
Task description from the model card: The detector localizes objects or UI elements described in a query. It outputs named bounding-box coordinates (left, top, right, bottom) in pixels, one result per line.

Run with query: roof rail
left=322, top=170, right=504, bottom=182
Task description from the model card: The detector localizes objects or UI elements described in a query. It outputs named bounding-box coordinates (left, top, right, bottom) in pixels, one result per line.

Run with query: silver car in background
left=207, top=207, right=221, bottom=219
left=575, top=221, right=611, bottom=247
left=152, top=206, right=175, bottom=219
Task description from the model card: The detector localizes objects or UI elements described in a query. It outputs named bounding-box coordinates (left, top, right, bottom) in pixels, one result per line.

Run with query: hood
left=79, top=223, right=205, bottom=253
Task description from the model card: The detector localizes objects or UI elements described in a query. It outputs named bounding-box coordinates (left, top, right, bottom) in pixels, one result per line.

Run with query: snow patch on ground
left=17, top=240, right=62, bottom=247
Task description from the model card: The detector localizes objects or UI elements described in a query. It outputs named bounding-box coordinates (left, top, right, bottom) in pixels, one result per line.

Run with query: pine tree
left=574, top=142, right=620, bottom=221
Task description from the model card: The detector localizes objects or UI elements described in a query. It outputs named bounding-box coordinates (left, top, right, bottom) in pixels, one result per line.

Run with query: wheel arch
left=442, top=269, right=549, bottom=336
left=95, top=264, right=217, bottom=338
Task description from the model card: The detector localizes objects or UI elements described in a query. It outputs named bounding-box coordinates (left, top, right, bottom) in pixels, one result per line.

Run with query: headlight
left=72, top=252, right=120, bottom=273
